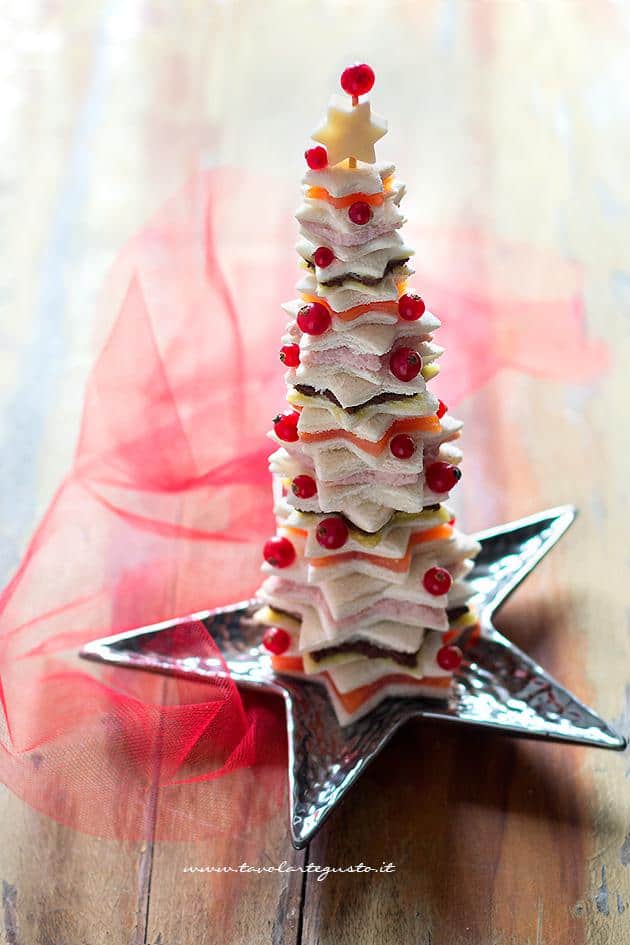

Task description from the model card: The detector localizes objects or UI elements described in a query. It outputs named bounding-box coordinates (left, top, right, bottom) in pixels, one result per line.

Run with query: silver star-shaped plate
left=80, top=506, right=626, bottom=848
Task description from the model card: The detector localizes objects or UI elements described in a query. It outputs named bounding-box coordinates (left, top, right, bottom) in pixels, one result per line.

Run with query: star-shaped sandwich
left=311, top=96, right=387, bottom=166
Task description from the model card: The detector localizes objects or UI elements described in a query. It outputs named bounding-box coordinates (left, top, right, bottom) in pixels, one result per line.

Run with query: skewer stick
left=349, top=95, right=359, bottom=168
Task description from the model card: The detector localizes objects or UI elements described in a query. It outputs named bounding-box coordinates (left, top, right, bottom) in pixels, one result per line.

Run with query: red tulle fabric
left=0, top=168, right=607, bottom=840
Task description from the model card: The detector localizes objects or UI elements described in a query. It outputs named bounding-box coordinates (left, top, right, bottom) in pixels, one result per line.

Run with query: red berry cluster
left=273, top=411, right=300, bottom=442
left=305, top=146, right=327, bottom=170
left=437, top=645, right=463, bottom=672
left=398, top=293, right=426, bottom=321
left=291, top=474, right=317, bottom=499
left=313, top=246, right=335, bottom=268
left=425, top=462, right=461, bottom=494
left=390, top=346, right=422, bottom=382
left=263, top=535, right=295, bottom=569
left=348, top=201, right=372, bottom=226
left=316, top=516, right=349, bottom=550
left=262, top=626, right=291, bottom=655
left=340, top=63, right=375, bottom=97
left=297, top=302, right=331, bottom=336
left=423, top=567, right=452, bottom=596
left=279, top=344, right=300, bottom=367
left=390, top=434, right=415, bottom=459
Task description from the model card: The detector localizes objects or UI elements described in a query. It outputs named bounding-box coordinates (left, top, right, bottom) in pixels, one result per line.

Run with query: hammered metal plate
left=81, top=506, right=626, bottom=848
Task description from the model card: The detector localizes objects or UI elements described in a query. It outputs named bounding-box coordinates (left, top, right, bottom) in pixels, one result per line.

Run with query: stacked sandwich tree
left=255, top=64, right=480, bottom=726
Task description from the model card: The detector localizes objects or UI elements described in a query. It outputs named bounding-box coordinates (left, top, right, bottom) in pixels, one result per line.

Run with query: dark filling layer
left=446, top=605, right=470, bottom=622
left=305, top=257, right=411, bottom=287
left=310, top=639, right=419, bottom=668
left=294, top=384, right=412, bottom=414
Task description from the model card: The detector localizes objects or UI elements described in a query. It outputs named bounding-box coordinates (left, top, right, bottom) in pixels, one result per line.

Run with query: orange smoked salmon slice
left=270, top=654, right=304, bottom=673
left=269, top=659, right=452, bottom=712
left=306, top=186, right=385, bottom=209
left=329, top=673, right=451, bottom=714
left=299, top=293, right=400, bottom=322
left=300, top=415, right=442, bottom=456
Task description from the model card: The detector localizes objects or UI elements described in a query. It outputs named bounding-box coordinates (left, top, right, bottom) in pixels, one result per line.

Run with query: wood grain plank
left=145, top=808, right=307, bottom=945
left=299, top=0, right=630, bottom=939
left=0, top=786, right=146, bottom=945
left=144, top=691, right=306, bottom=945
left=0, top=4, right=154, bottom=945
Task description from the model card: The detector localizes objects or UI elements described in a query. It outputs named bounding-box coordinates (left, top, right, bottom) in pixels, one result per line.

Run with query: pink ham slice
left=301, top=347, right=382, bottom=372
left=263, top=575, right=446, bottom=634
left=303, top=220, right=403, bottom=248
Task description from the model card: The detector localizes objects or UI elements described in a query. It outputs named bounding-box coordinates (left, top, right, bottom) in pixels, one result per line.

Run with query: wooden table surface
left=1, top=2, right=629, bottom=943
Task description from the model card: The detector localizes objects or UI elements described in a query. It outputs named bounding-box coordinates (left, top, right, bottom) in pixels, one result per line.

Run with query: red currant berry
left=436, top=644, right=463, bottom=672
left=263, top=535, right=296, bottom=569
left=315, top=516, right=349, bottom=550
left=425, top=461, right=462, bottom=493
left=437, top=399, right=448, bottom=419
left=273, top=411, right=300, bottom=442
left=390, top=434, right=416, bottom=459
left=305, top=146, right=328, bottom=170
left=297, top=302, right=331, bottom=336
left=262, top=626, right=291, bottom=655
left=340, top=63, right=375, bottom=97
left=389, top=346, right=422, bottom=382
left=423, top=567, right=453, bottom=596
left=313, top=246, right=335, bottom=268
left=279, top=344, right=300, bottom=368
left=291, top=474, right=317, bottom=499
left=398, top=293, right=426, bottom=321
left=348, top=201, right=372, bottom=225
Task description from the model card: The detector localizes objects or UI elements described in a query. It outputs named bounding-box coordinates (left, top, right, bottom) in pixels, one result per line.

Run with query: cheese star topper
left=312, top=98, right=387, bottom=167
left=310, top=63, right=387, bottom=167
